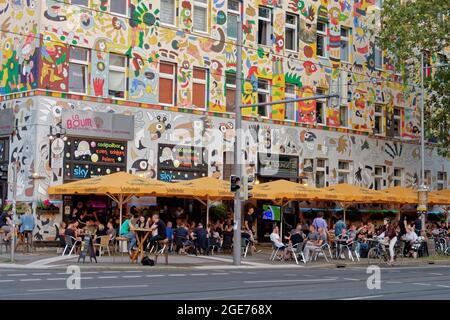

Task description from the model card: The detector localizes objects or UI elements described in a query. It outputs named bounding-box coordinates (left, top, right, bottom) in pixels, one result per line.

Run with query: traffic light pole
left=232, top=17, right=243, bottom=266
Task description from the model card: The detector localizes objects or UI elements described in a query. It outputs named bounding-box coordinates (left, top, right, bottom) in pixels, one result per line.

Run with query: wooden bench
left=154, top=238, right=169, bottom=265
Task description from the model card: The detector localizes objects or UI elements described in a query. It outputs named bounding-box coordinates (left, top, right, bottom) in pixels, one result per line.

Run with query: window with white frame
left=160, top=0, right=176, bottom=26
left=339, top=105, right=348, bottom=127
left=284, top=83, right=297, bottom=121
left=437, top=171, right=447, bottom=190
left=257, top=79, right=270, bottom=117
left=316, top=88, right=325, bottom=124
left=375, top=37, right=383, bottom=70
left=374, top=104, right=384, bottom=135
left=110, top=0, right=128, bottom=16
left=227, top=0, right=240, bottom=39
left=258, top=6, right=272, bottom=46
left=71, top=0, right=89, bottom=6
left=340, top=27, right=351, bottom=62
left=393, top=167, right=403, bottom=187
left=338, top=160, right=352, bottom=184
left=393, top=106, right=401, bottom=137
left=108, top=53, right=127, bottom=99
left=316, top=20, right=328, bottom=58
left=374, top=165, right=386, bottom=190
left=315, top=158, right=328, bottom=188
left=285, top=13, right=298, bottom=52
left=192, top=67, right=208, bottom=109
left=159, top=61, right=177, bottom=106
left=226, top=73, right=236, bottom=113
left=193, top=0, right=208, bottom=33
left=68, top=47, right=89, bottom=94
left=424, top=170, right=432, bottom=187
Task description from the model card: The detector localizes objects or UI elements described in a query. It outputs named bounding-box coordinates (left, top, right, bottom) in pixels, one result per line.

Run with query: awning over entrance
left=251, top=179, right=332, bottom=202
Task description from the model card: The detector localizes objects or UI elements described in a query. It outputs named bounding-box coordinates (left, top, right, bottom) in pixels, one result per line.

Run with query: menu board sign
left=157, top=144, right=208, bottom=182
left=62, top=110, right=134, bottom=140
left=64, top=138, right=127, bottom=181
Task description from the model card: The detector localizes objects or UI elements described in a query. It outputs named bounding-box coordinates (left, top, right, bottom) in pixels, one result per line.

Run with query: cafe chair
left=312, top=243, right=332, bottom=262
left=62, top=235, right=81, bottom=256
left=241, top=237, right=251, bottom=258
left=291, top=242, right=307, bottom=264
left=94, top=235, right=112, bottom=257
left=154, top=239, right=169, bottom=265
left=0, top=230, right=10, bottom=255
left=270, top=242, right=281, bottom=261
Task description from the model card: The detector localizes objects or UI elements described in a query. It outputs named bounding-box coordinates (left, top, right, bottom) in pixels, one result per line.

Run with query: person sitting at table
left=194, top=223, right=208, bottom=254
left=174, top=222, right=190, bottom=254
left=136, top=215, right=146, bottom=229
left=166, top=221, right=174, bottom=252
left=403, top=223, right=418, bottom=256
left=285, top=223, right=304, bottom=247
left=106, top=221, right=116, bottom=240
left=147, top=214, right=167, bottom=250
left=120, top=214, right=137, bottom=252
left=270, top=226, right=289, bottom=260
left=303, top=225, right=326, bottom=262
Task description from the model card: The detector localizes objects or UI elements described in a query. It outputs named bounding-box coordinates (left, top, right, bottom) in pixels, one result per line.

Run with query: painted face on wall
left=44, top=0, right=66, bottom=21
left=274, top=34, right=284, bottom=53
left=303, top=61, right=317, bottom=75
left=148, top=115, right=171, bottom=140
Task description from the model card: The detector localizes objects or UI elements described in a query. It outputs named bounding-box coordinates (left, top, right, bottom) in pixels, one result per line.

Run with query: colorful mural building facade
left=0, top=0, right=449, bottom=237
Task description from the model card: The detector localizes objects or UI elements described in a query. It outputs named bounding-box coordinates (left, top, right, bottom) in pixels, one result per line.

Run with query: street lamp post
left=418, top=52, right=428, bottom=233
left=10, top=160, right=20, bottom=263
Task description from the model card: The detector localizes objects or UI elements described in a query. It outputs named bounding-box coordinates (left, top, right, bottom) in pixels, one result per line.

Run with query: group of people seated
left=268, top=211, right=435, bottom=264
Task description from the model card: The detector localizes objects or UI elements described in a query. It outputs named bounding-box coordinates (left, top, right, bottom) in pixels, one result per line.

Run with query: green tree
left=379, top=0, right=450, bottom=157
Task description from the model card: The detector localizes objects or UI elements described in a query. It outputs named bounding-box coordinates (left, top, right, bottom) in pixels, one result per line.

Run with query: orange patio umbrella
left=429, top=189, right=450, bottom=205
left=378, top=186, right=418, bottom=205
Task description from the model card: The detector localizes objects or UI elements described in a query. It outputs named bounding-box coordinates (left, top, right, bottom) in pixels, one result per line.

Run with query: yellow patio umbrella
left=172, top=177, right=234, bottom=226
left=324, top=183, right=390, bottom=223
left=252, top=179, right=332, bottom=201
left=378, top=186, right=418, bottom=205
left=429, top=189, right=450, bottom=205
left=48, top=172, right=172, bottom=234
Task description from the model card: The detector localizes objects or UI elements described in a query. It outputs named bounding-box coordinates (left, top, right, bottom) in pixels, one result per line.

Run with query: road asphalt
left=0, top=264, right=449, bottom=300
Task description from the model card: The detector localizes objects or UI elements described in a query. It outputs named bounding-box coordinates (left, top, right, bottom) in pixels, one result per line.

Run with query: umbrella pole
left=119, top=194, right=123, bottom=236
left=206, top=198, right=209, bottom=227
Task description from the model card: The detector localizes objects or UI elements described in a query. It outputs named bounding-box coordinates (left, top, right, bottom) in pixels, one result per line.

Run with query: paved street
left=0, top=265, right=449, bottom=300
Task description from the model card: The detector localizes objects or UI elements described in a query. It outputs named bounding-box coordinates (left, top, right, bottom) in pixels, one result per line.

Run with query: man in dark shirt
left=194, top=223, right=208, bottom=254
left=148, top=214, right=167, bottom=249
left=174, top=222, right=189, bottom=253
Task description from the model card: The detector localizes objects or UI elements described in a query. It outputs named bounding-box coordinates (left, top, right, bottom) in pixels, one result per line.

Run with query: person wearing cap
left=378, top=217, right=398, bottom=265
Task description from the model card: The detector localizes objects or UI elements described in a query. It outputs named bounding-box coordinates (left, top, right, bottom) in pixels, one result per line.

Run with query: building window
left=424, top=170, right=432, bottom=187
left=258, top=6, right=272, bottom=46
left=110, top=0, right=128, bottom=16
left=285, top=13, right=298, bottom=52
left=68, top=47, right=89, bottom=94
left=285, top=83, right=297, bottom=121
left=192, top=67, right=208, bottom=109
left=193, top=0, right=208, bottom=33
left=315, top=158, right=328, bottom=188
left=108, top=53, right=127, bottom=99
left=223, top=151, right=234, bottom=180
left=393, top=107, right=401, bottom=137
left=340, top=27, right=351, bottom=62
left=226, top=73, right=236, bottom=113
left=316, top=20, right=328, bottom=58
left=339, top=105, right=348, bottom=127
left=257, top=79, right=270, bottom=117
left=316, top=88, right=325, bottom=125
left=160, top=0, right=176, bottom=26
left=159, top=61, right=177, bottom=106
left=374, top=104, right=384, bottom=135
left=375, top=0, right=384, bottom=9
left=71, top=0, right=89, bottom=6
left=374, top=165, right=386, bottom=190
left=437, top=171, right=447, bottom=190
left=393, top=168, right=403, bottom=187
left=375, top=37, right=383, bottom=70
left=338, top=160, right=352, bottom=184
left=227, top=0, right=240, bottom=39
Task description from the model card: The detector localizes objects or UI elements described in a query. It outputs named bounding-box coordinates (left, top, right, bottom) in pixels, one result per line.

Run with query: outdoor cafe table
left=130, top=227, right=152, bottom=263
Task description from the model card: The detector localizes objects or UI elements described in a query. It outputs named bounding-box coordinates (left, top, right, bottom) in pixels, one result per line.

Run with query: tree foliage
left=379, top=0, right=450, bottom=157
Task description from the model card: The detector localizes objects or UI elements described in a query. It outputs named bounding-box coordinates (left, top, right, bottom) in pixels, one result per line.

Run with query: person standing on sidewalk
left=243, top=207, right=261, bottom=254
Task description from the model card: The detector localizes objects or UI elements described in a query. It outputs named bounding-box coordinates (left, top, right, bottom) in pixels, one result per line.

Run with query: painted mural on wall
left=31, top=0, right=420, bottom=137
left=0, top=1, right=39, bottom=94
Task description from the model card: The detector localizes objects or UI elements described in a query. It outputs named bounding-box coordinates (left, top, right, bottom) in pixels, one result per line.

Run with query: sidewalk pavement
left=1, top=247, right=450, bottom=270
